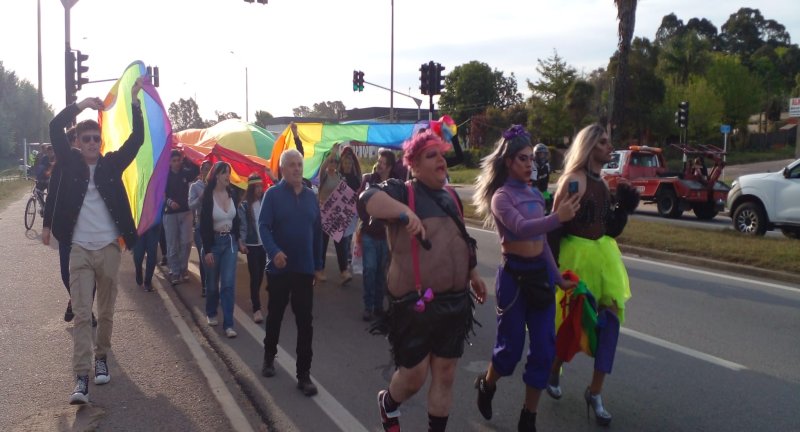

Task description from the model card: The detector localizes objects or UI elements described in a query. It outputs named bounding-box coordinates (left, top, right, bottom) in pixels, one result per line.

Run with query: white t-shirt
left=212, top=195, right=236, bottom=232
left=73, top=164, right=119, bottom=250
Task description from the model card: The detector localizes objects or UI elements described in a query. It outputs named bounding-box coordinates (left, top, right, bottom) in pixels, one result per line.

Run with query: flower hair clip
left=502, top=124, right=530, bottom=141
left=413, top=288, right=435, bottom=313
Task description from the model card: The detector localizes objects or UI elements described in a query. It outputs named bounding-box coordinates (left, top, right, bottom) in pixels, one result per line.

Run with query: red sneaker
left=377, top=390, right=400, bottom=431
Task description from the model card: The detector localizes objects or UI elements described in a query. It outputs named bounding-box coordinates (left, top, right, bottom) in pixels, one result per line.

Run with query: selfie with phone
left=568, top=180, right=579, bottom=195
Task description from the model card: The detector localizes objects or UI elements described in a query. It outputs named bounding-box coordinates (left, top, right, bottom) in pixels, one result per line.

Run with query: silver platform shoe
left=584, top=387, right=612, bottom=426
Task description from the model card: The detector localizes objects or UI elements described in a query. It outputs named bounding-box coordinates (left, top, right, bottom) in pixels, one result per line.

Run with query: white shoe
left=253, top=310, right=264, bottom=323
left=225, top=328, right=237, bottom=338
left=207, top=316, right=218, bottom=326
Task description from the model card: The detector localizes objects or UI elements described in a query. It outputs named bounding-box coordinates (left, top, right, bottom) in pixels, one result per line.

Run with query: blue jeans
left=361, top=234, right=389, bottom=313
left=133, top=224, right=160, bottom=285
left=204, top=234, right=238, bottom=329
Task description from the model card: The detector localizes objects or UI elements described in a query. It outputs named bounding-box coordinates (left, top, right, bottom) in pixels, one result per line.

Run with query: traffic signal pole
left=362, top=80, right=423, bottom=121
left=64, top=4, right=72, bottom=107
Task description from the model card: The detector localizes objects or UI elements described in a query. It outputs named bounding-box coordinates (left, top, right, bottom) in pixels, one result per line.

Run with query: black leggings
left=246, top=246, right=266, bottom=312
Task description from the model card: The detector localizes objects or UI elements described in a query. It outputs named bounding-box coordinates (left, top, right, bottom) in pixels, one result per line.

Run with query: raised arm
left=491, top=190, right=562, bottom=238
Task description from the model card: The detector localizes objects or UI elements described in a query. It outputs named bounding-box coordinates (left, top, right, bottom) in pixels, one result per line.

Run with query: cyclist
left=34, top=145, right=55, bottom=210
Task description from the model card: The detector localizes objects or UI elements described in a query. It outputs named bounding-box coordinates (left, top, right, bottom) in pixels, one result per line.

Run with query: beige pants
left=70, top=242, right=121, bottom=376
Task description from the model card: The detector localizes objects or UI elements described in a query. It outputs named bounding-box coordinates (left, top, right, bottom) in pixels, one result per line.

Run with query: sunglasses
left=80, top=135, right=102, bottom=144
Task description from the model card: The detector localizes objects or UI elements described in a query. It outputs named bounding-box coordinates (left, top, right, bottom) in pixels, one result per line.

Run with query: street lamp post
left=390, top=0, right=394, bottom=123
left=37, top=0, right=43, bottom=144
left=229, top=51, right=249, bottom=122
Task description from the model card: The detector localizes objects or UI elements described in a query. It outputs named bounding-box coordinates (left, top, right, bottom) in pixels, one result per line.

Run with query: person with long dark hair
left=200, top=161, right=243, bottom=338
left=471, top=125, right=579, bottom=431
left=238, top=173, right=267, bottom=323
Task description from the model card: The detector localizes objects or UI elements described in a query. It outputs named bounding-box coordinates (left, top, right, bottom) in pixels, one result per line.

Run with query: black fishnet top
left=563, top=175, right=611, bottom=240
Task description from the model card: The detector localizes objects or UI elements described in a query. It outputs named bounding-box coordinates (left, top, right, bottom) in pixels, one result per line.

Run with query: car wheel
left=656, top=189, right=683, bottom=218
left=732, top=202, right=767, bottom=236
left=780, top=228, right=800, bottom=239
left=692, top=202, right=719, bottom=220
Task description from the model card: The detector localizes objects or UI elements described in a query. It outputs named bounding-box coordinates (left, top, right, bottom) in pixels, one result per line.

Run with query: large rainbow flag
left=269, top=116, right=457, bottom=179
left=99, top=61, right=172, bottom=235
left=555, top=270, right=599, bottom=362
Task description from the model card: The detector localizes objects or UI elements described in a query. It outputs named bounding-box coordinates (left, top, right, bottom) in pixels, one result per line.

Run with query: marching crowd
left=41, top=83, right=638, bottom=432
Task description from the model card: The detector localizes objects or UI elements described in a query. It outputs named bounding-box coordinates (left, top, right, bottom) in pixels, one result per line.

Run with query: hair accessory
left=502, top=124, right=530, bottom=141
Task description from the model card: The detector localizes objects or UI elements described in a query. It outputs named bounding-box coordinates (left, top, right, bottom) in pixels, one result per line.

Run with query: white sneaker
left=207, top=316, right=218, bottom=326
left=94, top=357, right=110, bottom=385
left=225, top=328, right=237, bottom=338
left=253, top=310, right=264, bottom=323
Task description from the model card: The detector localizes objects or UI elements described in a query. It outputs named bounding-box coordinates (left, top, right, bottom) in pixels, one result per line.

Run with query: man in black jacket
left=47, top=78, right=144, bottom=405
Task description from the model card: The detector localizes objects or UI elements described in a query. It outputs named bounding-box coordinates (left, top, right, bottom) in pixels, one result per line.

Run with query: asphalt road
left=4, top=185, right=799, bottom=431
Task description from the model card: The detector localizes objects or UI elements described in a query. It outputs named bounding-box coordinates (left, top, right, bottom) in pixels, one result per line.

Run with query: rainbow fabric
left=555, top=270, right=598, bottom=362
left=99, top=61, right=172, bottom=235
left=269, top=116, right=457, bottom=179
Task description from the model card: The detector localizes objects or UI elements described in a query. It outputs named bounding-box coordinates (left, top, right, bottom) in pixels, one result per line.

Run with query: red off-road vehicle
left=601, top=144, right=730, bottom=220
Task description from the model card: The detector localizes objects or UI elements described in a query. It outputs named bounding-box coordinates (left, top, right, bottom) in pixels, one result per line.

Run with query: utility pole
left=390, top=0, right=394, bottom=123
left=37, top=0, right=43, bottom=144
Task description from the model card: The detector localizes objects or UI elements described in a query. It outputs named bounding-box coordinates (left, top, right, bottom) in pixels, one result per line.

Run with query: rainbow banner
left=99, top=61, right=172, bottom=235
left=269, top=116, right=457, bottom=179
left=555, top=270, right=598, bottom=362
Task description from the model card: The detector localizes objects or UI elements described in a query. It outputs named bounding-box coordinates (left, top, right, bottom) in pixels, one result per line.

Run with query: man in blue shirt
left=258, top=148, right=323, bottom=396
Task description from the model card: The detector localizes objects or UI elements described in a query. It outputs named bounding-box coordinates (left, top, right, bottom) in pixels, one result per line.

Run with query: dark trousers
left=263, top=272, right=314, bottom=378
left=58, top=240, right=71, bottom=293
left=159, top=224, right=167, bottom=256
left=321, top=232, right=351, bottom=272
left=133, top=224, right=161, bottom=285
left=246, top=246, right=266, bottom=312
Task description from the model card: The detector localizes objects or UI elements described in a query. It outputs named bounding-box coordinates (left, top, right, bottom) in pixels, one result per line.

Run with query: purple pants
left=593, top=308, right=620, bottom=374
left=491, top=256, right=555, bottom=389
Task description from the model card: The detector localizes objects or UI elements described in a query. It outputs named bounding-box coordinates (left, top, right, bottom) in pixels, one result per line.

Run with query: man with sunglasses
left=48, top=78, right=145, bottom=405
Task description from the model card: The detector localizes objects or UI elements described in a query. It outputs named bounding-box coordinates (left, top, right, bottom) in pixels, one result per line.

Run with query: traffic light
left=357, top=71, right=364, bottom=92
left=420, top=62, right=431, bottom=95
left=431, top=63, right=445, bottom=95
left=147, top=66, right=160, bottom=87
left=353, top=70, right=359, bottom=92
left=676, top=100, right=689, bottom=129
left=65, top=50, right=77, bottom=104
left=76, top=50, right=89, bottom=91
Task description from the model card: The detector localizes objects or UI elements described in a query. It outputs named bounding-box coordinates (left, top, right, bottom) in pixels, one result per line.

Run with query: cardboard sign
left=790, top=98, right=800, bottom=117
left=320, top=180, right=357, bottom=242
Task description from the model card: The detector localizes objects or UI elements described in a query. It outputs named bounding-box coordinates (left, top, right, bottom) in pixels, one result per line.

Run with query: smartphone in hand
left=568, top=180, right=579, bottom=195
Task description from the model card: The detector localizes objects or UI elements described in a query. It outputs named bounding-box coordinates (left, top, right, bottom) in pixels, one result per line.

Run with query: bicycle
left=24, top=182, right=47, bottom=231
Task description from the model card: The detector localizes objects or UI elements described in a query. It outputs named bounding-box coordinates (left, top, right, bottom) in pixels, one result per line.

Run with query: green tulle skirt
left=556, top=235, right=630, bottom=327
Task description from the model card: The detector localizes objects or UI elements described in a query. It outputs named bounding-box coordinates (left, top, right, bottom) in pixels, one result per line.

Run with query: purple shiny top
left=491, top=178, right=563, bottom=285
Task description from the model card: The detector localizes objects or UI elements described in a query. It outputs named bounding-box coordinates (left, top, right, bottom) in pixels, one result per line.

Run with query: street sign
left=790, top=98, right=800, bottom=117
left=720, top=124, right=731, bottom=134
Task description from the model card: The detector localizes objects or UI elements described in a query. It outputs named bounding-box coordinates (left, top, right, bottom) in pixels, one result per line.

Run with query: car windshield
left=604, top=153, right=621, bottom=170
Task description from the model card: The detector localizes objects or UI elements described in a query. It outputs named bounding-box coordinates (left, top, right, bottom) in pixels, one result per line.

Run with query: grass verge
left=0, top=178, right=32, bottom=213
left=463, top=203, right=799, bottom=274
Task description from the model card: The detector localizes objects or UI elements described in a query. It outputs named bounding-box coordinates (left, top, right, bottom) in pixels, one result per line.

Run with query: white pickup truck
left=726, top=158, right=800, bottom=237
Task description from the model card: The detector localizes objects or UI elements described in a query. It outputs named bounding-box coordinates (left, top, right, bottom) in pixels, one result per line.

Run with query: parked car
left=726, top=158, right=800, bottom=237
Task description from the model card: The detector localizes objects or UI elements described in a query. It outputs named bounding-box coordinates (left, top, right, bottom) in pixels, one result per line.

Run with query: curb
left=464, top=218, right=800, bottom=286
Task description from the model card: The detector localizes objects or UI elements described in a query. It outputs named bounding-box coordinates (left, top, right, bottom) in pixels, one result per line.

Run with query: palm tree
left=611, top=0, right=638, bottom=142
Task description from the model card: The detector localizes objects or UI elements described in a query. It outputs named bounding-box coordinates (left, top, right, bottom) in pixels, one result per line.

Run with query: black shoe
left=159, top=257, right=167, bottom=266
left=475, top=374, right=496, bottom=420
left=64, top=302, right=75, bottom=322
left=69, top=375, right=89, bottom=405
left=297, top=375, right=318, bottom=396
left=144, top=282, right=154, bottom=292
left=91, top=313, right=97, bottom=328
left=94, top=357, right=110, bottom=385
left=518, top=408, right=537, bottom=432
left=261, top=358, right=275, bottom=377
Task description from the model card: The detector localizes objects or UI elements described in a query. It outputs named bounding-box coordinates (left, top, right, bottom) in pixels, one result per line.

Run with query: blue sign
left=720, top=124, right=731, bottom=134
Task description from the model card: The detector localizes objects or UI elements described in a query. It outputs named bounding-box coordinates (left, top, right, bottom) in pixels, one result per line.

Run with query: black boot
left=518, top=408, right=537, bottom=432
left=261, top=357, right=275, bottom=377
left=297, top=374, right=318, bottom=396
left=475, top=373, right=496, bottom=420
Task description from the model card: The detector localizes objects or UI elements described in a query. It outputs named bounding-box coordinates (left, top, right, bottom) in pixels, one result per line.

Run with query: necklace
left=585, top=169, right=602, bottom=181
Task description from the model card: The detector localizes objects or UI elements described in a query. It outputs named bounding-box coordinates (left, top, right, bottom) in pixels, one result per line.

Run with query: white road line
left=155, top=281, right=256, bottom=432
left=622, top=255, right=800, bottom=293
left=621, top=327, right=747, bottom=371
left=233, top=305, right=369, bottom=432
left=467, top=226, right=495, bottom=235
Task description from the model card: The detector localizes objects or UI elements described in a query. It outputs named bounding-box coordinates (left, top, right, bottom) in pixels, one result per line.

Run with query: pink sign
left=320, top=180, right=357, bottom=242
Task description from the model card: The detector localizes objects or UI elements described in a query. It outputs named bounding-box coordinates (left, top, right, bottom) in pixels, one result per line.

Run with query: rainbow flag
left=555, top=270, right=598, bottom=362
left=269, top=116, right=457, bottom=179
left=99, top=61, right=172, bottom=235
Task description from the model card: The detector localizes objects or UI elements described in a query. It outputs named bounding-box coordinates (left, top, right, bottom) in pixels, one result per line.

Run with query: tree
left=611, top=0, right=639, bottom=142
left=438, top=61, right=499, bottom=128
left=292, top=102, right=346, bottom=119
left=706, top=54, right=764, bottom=144
left=215, top=111, right=240, bottom=121
left=254, top=110, right=273, bottom=128
left=658, top=30, right=712, bottom=85
left=527, top=50, right=577, bottom=143
left=494, top=72, right=524, bottom=110
left=292, top=105, right=311, bottom=117
left=566, top=80, right=595, bottom=134
left=686, top=18, right=719, bottom=48
left=168, top=98, right=205, bottom=132
left=663, top=78, right=725, bottom=143
left=655, top=13, right=684, bottom=46
left=0, top=62, right=54, bottom=158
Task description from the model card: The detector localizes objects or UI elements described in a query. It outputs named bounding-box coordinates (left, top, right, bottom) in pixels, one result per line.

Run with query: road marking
left=233, top=305, right=369, bottom=432
left=467, top=225, right=496, bottom=235
left=622, top=255, right=800, bottom=293
left=621, top=327, right=747, bottom=371
left=155, top=281, right=256, bottom=432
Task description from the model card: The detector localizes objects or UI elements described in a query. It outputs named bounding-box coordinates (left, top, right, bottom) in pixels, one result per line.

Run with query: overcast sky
left=2, top=0, right=798, bottom=121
